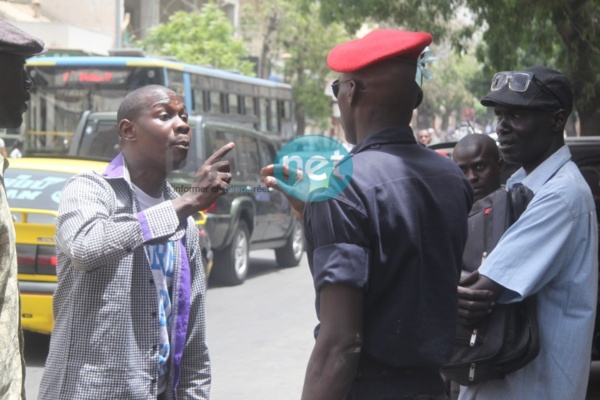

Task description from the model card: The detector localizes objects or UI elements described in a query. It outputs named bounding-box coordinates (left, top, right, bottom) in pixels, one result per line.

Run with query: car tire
left=275, top=219, right=304, bottom=268
left=212, top=220, right=250, bottom=286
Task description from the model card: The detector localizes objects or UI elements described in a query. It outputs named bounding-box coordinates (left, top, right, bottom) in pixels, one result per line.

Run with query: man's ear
left=414, top=88, right=423, bottom=109
left=551, top=109, right=567, bottom=132
left=118, top=119, right=136, bottom=142
left=349, top=79, right=360, bottom=107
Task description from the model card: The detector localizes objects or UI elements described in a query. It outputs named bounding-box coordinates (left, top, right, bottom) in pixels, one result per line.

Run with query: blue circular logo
left=274, top=135, right=353, bottom=202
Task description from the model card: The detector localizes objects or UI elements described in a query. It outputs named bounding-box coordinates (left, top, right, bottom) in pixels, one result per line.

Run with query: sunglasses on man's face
left=490, top=71, right=564, bottom=109
left=331, top=78, right=352, bottom=99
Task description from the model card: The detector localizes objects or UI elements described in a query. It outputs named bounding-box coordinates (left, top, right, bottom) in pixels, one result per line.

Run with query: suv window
left=258, top=139, right=275, bottom=167
left=235, top=134, right=261, bottom=182
left=208, top=129, right=239, bottom=177
left=78, top=120, right=120, bottom=160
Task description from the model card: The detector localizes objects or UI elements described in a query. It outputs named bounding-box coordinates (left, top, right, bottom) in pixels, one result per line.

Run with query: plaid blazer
left=39, top=154, right=210, bottom=400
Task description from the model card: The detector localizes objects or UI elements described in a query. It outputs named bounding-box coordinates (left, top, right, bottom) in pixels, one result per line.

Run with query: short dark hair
left=117, top=85, right=175, bottom=122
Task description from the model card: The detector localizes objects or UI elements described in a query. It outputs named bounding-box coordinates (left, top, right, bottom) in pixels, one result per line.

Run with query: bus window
left=25, top=56, right=294, bottom=155
left=193, top=89, right=205, bottom=113
left=167, top=70, right=185, bottom=100
left=259, top=98, right=268, bottom=132
left=243, top=96, right=255, bottom=116
left=228, top=93, right=239, bottom=114
left=270, top=99, right=279, bottom=133
left=209, top=92, right=222, bottom=114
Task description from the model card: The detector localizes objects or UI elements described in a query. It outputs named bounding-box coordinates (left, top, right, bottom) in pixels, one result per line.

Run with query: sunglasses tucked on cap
left=480, top=66, right=573, bottom=115
left=0, top=20, right=45, bottom=56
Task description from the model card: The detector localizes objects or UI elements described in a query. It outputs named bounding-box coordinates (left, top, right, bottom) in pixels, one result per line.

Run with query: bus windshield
left=23, top=56, right=294, bottom=157
left=26, top=65, right=163, bottom=154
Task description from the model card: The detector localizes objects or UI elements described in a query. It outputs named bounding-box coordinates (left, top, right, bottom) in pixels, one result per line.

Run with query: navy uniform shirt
left=304, top=126, right=472, bottom=368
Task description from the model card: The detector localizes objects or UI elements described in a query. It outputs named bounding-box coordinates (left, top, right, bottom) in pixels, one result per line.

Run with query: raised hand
left=176, top=142, right=235, bottom=214
left=260, top=163, right=307, bottom=219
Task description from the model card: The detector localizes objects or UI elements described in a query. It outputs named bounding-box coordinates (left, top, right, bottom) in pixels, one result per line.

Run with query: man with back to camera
left=262, top=30, right=473, bottom=400
left=457, top=66, right=598, bottom=400
left=39, top=85, right=234, bottom=400
left=0, top=20, right=45, bottom=399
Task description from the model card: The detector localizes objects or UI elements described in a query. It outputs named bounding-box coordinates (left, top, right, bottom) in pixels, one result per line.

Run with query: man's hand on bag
left=457, top=271, right=497, bottom=325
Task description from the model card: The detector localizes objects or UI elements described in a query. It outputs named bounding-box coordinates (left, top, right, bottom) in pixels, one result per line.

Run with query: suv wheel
left=212, top=220, right=250, bottom=286
left=275, top=219, right=304, bottom=268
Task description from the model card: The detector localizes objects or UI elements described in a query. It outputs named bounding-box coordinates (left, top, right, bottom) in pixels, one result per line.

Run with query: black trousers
left=345, top=377, right=449, bottom=400
left=346, top=358, right=449, bottom=400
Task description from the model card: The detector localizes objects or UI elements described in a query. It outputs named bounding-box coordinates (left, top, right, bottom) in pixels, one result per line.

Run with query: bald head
left=117, top=84, right=177, bottom=123
left=117, top=84, right=189, bottom=176
left=453, top=134, right=502, bottom=201
left=337, top=58, right=423, bottom=144
left=351, top=59, right=422, bottom=123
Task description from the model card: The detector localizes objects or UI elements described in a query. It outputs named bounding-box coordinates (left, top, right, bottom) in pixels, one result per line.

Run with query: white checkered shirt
left=39, top=154, right=210, bottom=400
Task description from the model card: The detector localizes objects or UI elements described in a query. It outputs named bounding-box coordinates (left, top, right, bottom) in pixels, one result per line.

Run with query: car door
left=257, top=138, right=293, bottom=241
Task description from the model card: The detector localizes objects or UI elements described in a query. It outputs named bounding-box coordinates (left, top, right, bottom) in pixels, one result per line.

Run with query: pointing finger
left=205, top=142, right=235, bottom=165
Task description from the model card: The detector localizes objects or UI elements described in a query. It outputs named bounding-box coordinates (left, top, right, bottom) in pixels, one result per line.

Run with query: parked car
left=5, top=157, right=212, bottom=334
left=69, top=111, right=305, bottom=286
left=430, top=135, right=600, bottom=360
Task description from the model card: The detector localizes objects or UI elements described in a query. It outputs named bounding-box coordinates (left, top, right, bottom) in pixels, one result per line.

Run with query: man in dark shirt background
left=453, top=134, right=504, bottom=202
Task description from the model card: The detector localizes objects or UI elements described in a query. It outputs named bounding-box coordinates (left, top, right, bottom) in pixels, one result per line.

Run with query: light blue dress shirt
left=460, top=146, right=598, bottom=400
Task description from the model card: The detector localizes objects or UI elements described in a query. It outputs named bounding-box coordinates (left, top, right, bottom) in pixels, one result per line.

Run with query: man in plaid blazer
left=39, top=85, right=234, bottom=400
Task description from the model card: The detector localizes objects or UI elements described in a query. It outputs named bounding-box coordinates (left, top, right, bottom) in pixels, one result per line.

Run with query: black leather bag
left=442, top=185, right=540, bottom=386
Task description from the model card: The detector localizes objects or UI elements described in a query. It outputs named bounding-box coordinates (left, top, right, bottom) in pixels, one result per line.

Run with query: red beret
left=327, top=29, right=433, bottom=73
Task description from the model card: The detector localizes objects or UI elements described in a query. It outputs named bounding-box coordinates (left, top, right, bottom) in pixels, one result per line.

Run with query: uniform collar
left=507, top=145, right=572, bottom=194
left=350, top=126, right=417, bottom=155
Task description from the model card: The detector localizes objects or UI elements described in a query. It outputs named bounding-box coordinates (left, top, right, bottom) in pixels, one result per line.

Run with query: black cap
left=481, top=66, right=573, bottom=115
left=0, top=20, right=45, bottom=57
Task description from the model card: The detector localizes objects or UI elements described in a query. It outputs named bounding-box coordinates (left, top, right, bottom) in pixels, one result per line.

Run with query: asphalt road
left=23, top=249, right=600, bottom=399
left=24, top=249, right=316, bottom=400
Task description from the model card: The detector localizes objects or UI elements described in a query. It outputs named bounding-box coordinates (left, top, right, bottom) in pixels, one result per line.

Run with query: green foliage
left=419, top=49, right=484, bottom=130
left=242, top=0, right=351, bottom=133
left=140, top=4, right=255, bottom=76
left=306, top=0, right=600, bottom=134
left=280, top=3, right=350, bottom=127
left=301, top=0, right=457, bottom=39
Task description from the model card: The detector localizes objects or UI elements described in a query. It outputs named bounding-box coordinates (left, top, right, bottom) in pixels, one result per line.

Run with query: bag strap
left=480, top=184, right=534, bottom=266
left=508, top=183, right=535, bottom=223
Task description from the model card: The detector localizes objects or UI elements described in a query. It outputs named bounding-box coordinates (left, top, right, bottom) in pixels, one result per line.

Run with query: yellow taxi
left=5, top=157, right=212, bottom=334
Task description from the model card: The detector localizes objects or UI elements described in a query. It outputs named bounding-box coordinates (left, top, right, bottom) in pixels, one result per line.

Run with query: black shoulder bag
left=442, top=184, right=540, bottom=386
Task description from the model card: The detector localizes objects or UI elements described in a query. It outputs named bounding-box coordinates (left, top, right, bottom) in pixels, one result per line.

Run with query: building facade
left=0, top=0, right=240, bottom=55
